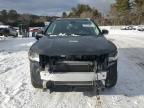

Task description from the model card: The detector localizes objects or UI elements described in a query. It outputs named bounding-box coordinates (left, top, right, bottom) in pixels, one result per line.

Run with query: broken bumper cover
left=40, top=71, right=107, bottom=86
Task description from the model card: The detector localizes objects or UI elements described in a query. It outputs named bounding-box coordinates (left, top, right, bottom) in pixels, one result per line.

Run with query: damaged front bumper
left=30, top=55, right=117, bottom=88
left=39, top=61, right=107, bottom=87
left=40, top=71, right=107, bottom=86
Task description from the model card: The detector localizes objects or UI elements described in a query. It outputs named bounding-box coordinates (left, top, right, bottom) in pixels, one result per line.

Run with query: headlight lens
left=28, top=50, right=39, bottom=62
left=108, top=51, right=118, bottom=62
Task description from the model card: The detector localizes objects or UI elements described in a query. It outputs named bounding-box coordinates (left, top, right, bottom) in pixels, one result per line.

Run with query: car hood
left=31, top=36, right=117, bottom=56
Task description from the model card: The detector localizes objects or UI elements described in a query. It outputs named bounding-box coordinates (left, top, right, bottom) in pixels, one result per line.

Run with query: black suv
left=28, top=18, right=117, bottom=90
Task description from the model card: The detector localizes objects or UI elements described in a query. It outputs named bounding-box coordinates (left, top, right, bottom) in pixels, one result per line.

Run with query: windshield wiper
left=68, top=34, right=80, bottom=36
left=46, top=33, right=88, bottom=37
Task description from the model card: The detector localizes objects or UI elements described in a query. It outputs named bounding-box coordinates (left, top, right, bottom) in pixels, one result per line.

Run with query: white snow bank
left=109, top=30, right=144, bottom=36
left=100, top=26, right=144, bottom=36
left=0, top=36, right=6, bottom=40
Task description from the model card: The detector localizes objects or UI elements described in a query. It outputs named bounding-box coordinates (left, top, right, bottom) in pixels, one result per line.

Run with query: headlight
left=108, top=51, right=118, bottom=62
left=28, top=50, right=39, bottom=62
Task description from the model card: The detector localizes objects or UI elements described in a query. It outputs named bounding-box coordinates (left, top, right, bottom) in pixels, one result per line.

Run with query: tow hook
left=42, top=80, right=48, bottom=91
left=42, top=80, right=53, bottom=93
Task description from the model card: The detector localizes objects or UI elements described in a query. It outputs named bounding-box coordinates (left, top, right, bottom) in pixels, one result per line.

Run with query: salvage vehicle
left=0, top=25, right=18, bottom=37
left=121, top=25, right=136, bottom=30
left=28, top=18, right=118, bottom=90
left=137, top=25, right=144, bottom=31
left=9, top=26, right=18, bottom=37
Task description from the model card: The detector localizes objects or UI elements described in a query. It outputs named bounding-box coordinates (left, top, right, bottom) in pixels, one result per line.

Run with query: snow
left=0, top=36, right=6, bottom=41
left=0, top=25, right=9, bottom=28
left=0, top=29, right=144, bottom=108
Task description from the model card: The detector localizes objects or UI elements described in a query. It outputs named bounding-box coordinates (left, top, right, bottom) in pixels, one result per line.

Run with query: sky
left=0, top=0, right=115, bottom=16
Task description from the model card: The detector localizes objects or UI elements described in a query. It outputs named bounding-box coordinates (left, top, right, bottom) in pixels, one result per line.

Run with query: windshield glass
left=45, top=19, right=100, bottom=36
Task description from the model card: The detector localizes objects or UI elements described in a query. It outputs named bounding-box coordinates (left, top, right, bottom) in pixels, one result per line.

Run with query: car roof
left=56, top=18, right=91, bottom=21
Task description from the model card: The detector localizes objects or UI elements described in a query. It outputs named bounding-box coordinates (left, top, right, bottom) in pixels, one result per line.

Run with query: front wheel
left=30, top=62, right=42, bottom=88
left=105, top=61, right=117, bottom=88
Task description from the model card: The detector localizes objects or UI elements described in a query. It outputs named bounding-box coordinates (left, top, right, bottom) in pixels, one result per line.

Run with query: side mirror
left=101, top=29, right=109, bottom=35
left=35, top=34, right=44, bottom=40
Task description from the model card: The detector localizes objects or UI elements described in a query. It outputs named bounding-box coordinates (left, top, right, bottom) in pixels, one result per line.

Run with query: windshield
left=45, top=19, right=100, bottom=36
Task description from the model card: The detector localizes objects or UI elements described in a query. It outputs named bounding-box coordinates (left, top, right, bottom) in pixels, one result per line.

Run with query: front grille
left=40, top=55, right=106, bottom=62
left=39, top=55, right=108, bottom=72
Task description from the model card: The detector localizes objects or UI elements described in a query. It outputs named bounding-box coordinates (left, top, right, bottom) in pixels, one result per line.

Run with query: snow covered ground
left=0, top=29, right=144, bottom=108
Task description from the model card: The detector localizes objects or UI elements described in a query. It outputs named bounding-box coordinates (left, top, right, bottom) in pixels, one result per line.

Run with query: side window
left=46, top=22, right=56, bottom=34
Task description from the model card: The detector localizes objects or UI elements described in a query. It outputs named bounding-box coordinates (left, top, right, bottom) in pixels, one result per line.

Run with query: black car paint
left=30, top=35, right=117, bottom=56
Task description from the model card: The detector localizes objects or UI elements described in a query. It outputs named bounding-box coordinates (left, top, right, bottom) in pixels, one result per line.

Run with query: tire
left=30, top=62, right=42, bottom=88
left=105, top=61, right=117, bottom=88
left=15, top=33, right=18, bottom=37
